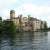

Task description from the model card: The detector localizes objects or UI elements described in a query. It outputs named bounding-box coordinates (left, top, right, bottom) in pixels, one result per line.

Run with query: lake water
left=0, top=31, right=50, bottom=50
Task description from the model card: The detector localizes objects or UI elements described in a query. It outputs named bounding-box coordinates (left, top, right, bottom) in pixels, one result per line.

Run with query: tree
left=0, top=17, right=2, bottom=37
left=40, top=21, right=43, bottom=31
left=0, top=17, right=2, bottom=49
left=44, top=21, right=48, bottom=30
left=0, top=17, right=2, bottom=20
left=3, top=20, right=16, bottom=45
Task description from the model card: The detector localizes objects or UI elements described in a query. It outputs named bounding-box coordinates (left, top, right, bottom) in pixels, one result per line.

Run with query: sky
left=0, top=0, right=50, bottom=27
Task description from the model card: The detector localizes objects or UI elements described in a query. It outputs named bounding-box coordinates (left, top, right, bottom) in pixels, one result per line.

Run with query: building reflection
left=32, top=32, right=48, bottom=50
left=0, top=32, right=48, bottom=50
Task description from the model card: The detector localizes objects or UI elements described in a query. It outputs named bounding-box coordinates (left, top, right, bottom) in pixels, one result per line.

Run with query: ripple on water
left=0, top=32, right=49, bottom=50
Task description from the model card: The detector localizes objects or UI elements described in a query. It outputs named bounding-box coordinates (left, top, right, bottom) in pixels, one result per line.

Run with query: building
left=40, top=21, right=47, bottom=30
left=10, top=10, right=47, bottom=31
left=22, top=17, right=29, bottom=31
left=10, top=10, right=19, bottom=29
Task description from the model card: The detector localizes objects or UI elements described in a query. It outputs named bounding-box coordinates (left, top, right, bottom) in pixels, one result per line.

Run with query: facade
left=40, top=21, right=47, bottom=30
left=10, top=10, right=20, bottom=29
left=34, top=20, right=41, bottom=31
left=22, top=17, right=29, bottom=31
left=10, top=10, right=47, bottom=31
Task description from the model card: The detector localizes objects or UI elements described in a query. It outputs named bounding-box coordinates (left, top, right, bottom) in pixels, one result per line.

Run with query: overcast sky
left=0, top=0, right=50, bottom=27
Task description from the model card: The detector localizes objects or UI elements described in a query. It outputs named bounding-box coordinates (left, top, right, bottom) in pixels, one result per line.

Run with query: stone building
left=33, top=19, right=41, bottom=31
left=40, top=21, right=47, bottom=30
left=21, top=17, right=29, bottom=31
left=10, top=10, right=19, bottom=29
left=28, top=17, right=41, bottom=31
left=10, top=10, right=47, bottom=31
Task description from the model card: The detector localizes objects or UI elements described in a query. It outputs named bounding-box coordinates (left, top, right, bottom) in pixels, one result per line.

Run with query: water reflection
left=32, top=32, right=48, bottom=50
left=0, top=32, right=48, bottom=50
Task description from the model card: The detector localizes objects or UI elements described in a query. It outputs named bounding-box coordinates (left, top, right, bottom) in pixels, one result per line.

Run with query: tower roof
left=10, top=10, right=15, bottom=14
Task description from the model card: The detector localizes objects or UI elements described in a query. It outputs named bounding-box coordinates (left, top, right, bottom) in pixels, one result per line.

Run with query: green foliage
left=44, top=22, right=48, bottom=30
left=0, top=17, right=2, bottom=38
left=0, top=17, right=17, bottom=43
left=2, top=20, right=17, bottom=45
left=3, top=20, right=16, bottom=39
left=0, top=17, right=2, bottom=20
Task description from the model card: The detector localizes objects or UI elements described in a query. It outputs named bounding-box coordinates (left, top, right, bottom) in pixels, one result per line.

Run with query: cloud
left=0, top=0, right=50, bottom=27
left=0, top=0, right=17, bottom=9
left=0, top=0, right=17, bottom=19
left=14, top=3, right=50, bottom=27
left=0, top=3, right=50, bottom=18
left=15, top=3, right=50, bottom=18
